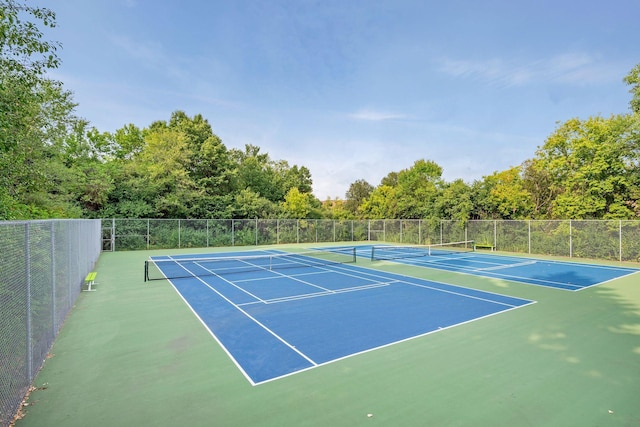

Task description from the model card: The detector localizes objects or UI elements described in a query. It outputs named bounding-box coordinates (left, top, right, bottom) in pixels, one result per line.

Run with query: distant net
left=371, top=240, right=475, bottom=261
left=144, top=247, right=357, bottom=281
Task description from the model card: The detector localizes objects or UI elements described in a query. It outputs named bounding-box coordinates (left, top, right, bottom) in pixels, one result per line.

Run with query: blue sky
left=41, top=0, right=638, bottom=199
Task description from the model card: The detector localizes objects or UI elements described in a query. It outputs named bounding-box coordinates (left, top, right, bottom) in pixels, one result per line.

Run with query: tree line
left=1, top=1, right=639, bottom=221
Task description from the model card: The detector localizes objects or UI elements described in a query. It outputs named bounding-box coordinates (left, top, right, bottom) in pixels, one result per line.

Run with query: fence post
left=25, top=223, right=33, bottom=382
left=619, top=220, right=622, bottom=262
left=569, top=219, right=573, bottom=258
left=51, top=222, right=56, bottom=336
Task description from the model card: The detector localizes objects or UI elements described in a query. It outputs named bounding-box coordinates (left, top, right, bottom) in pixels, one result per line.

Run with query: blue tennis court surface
left=149, top=250, right=533, bottom=385
left=367, top=245, right=639, bottom=291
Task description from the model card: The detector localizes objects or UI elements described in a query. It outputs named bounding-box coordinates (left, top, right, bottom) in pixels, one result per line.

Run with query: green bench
left=474, top=243, right=495, bottom=251
left=83, top=271, right=98, bottom=292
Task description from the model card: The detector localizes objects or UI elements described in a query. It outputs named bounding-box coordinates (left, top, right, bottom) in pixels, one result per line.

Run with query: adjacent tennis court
left=369, top=242, right=639, bottom=291
left=146, top=248, right=533, bottom=384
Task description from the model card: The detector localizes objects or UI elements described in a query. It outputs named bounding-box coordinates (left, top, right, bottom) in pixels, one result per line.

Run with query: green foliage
left=527, top=115, right=638, bottom=219
left=344, top=179, right=374, bottom=214
left=1, top=6, right=639, bottom=226
left=623, top=64, right=640, bottom=114
left=475, top=167, right=533, bottom=219
left=0, top=0, right=60, bottom=78
left=435, top=179, right=473, bottom=223
left=281, top=187, right=313, bottom=219
left=358, top=185, right=397, bottom=219
left=395, top=159, right=443, bottom=219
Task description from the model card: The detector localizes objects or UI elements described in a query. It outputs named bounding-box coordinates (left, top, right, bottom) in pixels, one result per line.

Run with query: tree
left=395, top=159, right=443, bottom=219
left=125, top=128, right=197, bottom=217
left=0, top=1, right=60, bottom=79
left=0, top=76, right=80, bottom=218
left=232, top=189, right=278, bottom=219
left=380, top=171, right=398, bottom=187
left=358, top=185, right=397, bottom=219
left=345, top=179, right=374, bottom=214
left=435, top=179, right=473, bottom=223
left=111, top=124, right=145, bottom=160
left=321, top=197, right=352, bottom=219
left=527, top=115, right=638, bottom=219
left=623, top=63, right=640, bottom=114
left=486, top=167, right=533, bottom=219
left=1, top=1, right=71, bottom=218
left=281, top=187, right=313, bottom=219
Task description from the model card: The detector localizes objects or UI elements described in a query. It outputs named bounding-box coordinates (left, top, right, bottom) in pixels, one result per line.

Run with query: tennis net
left=144, top=247, right=357, bottom=281
left=371, top=240, right=475, bottom=261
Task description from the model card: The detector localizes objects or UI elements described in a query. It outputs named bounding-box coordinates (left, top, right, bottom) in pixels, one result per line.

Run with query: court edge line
left=238, top=281, right=398, bottom=307
left=386, top=255, right=580, bottom=289
left=166, top=259, right=320, bottom=384
left=388, top=254, right=639, bottom=291
left=385, top=257, right=584, bottom=291
left=359, top=248, right=639, bottom=291
left=574, top=270, right=640, bottom=292
left=267, top=249, right=535, bottom=304
left=164, top=279, right=259, bottom=386
left=251, top=300, right=537, bottom=386
left=157, top=252, right=535, bottom=386
left=316, top=260, right=535, bottom=306
left=194, top=260, right=267, bottom=303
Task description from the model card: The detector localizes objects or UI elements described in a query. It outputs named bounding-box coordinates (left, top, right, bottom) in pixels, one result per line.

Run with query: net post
left=144, top=260, right=148, bottom=282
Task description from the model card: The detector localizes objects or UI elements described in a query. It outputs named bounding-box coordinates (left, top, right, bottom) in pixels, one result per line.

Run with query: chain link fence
left=103, top=218, right=640, bottom=262
left=2, top=217, right=638, bottom=425
left=0, top=220, right=101, bottom=427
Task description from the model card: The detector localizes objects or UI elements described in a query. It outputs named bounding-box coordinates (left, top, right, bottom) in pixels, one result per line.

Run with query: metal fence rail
left=103, top=218, right=640, bottom=262
left=0, top=220, right=101, bottom=427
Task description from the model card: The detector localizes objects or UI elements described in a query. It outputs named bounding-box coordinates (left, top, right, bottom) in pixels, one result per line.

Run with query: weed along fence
left=0, top=219, right=101, bottom=427
left=102, top=219, right=640, bottom=263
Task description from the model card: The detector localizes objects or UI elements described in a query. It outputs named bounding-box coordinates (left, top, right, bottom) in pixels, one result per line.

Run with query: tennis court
left=145, top=248, right=533, bottom=384
left=369, top=243, right=639, bottom=291
left=13, top=242, right=640, bottom=427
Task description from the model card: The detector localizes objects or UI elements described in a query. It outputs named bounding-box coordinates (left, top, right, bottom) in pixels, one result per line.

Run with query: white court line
left=474, top=260, right=537, bottom=272
left=163, top=253, right=535, bottom=386
left=238, top=280, right=400, bottom=306
left=170, top=262, right=319, bottom=383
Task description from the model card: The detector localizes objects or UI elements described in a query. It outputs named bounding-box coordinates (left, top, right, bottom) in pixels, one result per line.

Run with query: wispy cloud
left=110, top=35, right=166, bottom=64
left=436, top=53, right=620, bottom=87
left=348, top=109, right=408, bottom=121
